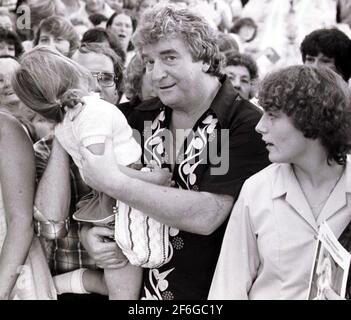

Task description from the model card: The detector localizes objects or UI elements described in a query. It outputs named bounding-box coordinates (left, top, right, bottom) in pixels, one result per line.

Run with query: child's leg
left=53, top=268, right=108, bottom=296
left=104, top=264, right=143, bottom=300
left=82, top=269, right=108, bottom=296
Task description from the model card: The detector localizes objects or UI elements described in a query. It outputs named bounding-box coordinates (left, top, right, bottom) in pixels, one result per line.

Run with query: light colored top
left=208, top=159, right=351, bottom=300
left=55, top=94, right=141, bottom=181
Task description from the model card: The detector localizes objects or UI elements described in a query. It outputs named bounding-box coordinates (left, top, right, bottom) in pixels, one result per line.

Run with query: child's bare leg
left=104, top=264, right=143, bottom=300
left=82, top=269, right=108, bottom=296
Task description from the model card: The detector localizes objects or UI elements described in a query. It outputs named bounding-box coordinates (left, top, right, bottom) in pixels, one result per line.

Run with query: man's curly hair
left=258, top=65, right=351, bottom=165
left=132, top=3, right=222, bottom=77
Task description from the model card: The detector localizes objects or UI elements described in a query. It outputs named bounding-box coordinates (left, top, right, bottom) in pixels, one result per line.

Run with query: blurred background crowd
left=0, top=0, right=351, bottom=142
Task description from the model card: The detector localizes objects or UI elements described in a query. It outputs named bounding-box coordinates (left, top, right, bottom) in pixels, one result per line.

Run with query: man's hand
left=79, top=225, right=126, bottom=269
left=79, top=137, right=126, bottom=194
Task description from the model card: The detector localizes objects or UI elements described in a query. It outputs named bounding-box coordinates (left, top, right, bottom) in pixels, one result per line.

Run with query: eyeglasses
left=91, top=72, right=116, bottom=87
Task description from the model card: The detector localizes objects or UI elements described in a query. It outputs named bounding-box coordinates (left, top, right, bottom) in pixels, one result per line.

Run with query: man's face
left=224, top=64, right=253, bottom=100
left=72, top=51, right=119, bottom=105
left=304, top=53, right=338, bottom=74
left=142, top=36, right=205, bottom=109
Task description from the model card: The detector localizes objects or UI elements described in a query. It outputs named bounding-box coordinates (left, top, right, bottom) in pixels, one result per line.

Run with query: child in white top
left=12, top=46, right=171, bottom=299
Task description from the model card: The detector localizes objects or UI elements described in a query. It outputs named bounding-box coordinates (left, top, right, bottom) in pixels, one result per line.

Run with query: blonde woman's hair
left=12, top=46, right=93, bottom=122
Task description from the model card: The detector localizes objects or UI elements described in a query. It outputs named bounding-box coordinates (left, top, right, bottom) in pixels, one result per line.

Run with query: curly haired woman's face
left=255, top=110, right=313, bottom=164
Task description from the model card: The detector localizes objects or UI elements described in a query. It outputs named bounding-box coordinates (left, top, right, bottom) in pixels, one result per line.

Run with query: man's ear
left=202, top=62, right=210, bottom=72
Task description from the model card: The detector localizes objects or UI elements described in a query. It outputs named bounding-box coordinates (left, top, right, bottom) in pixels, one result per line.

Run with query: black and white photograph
left=0, top=0, right=351, bottom=307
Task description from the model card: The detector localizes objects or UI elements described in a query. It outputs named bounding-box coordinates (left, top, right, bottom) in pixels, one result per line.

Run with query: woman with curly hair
left=209, top=65, right=351, bottom=300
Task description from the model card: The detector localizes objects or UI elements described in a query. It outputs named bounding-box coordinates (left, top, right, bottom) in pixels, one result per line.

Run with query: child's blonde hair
left=12, top=46, right=94, bottom=122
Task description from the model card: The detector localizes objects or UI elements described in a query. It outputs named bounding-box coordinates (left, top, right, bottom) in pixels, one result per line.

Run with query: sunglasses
left=91, top=72, right=117, bottom=87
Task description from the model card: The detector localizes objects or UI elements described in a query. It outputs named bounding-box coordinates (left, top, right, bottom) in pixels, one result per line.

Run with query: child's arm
left=0, top=117, right=36, bottom=299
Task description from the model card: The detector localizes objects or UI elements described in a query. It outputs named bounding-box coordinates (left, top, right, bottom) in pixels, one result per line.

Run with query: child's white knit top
left=55, top=93, right=141, bottom=182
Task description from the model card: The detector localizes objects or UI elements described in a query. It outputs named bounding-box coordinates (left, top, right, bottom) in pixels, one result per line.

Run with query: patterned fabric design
left=114, top=200, right=171, bottom=268
left=338, top=221, right=351, bottom=299
left=141, top=108, right=220, bottom=300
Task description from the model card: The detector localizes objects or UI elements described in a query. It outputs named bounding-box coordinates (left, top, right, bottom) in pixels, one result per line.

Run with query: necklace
left=294, top=166, right=345, bottom=217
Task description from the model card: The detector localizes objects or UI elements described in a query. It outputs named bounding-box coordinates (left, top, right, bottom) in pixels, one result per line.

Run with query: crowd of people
left=0, top=0, right=351, bottom=301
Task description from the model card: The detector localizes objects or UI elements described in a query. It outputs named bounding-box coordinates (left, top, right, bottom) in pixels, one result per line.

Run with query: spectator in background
left=230, top=17, right=258, bottom=52
left=28, top=0, right=66, bottom=33
left=0, top=7, right=14, bottom=31
left=228, top=0, right=243, bottom=22
left=0, top=28, right=24, bottom=57
left=60, top=0, right=85, bottom=20
left=0, top=55, right=38, bottom=141
left=78, top=0, right=114, bottom=20
left=119, top=52, right=156, bottom=117
left=89, top=13, right=108, bottom=28
left=105, top=0, right=125, bottom=11
left=337, top=0, right=351, bottom=28
left=123, top=53, right=156, bottom=102
left=190, top=0, right=233, bottom=31
left=70, top=17, right=93, bottom=41
left=223, top=51, right=259, bottom=100
left=217, top=32, right=239, bottom=55
left=0, top=0, right=17, bottom=11
left=72, top=42, right=124, bottom=106
left=81, top=28, right=126, bottom=64
left=106, top=9, right=137, bottom=64
left=300, top=28, right=351, bottom=83
left=135, top=0, right=158, bottom=19
left=33, top=16, right=80, bottom=58
left=16, top=0, right=66, bottom=50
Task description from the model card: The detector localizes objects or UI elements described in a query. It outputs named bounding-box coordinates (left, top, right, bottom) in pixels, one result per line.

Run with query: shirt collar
left=272, top=157, right=351, bottom=199
left=208, top=75, right=241, bottom=128
left=134, top=76, right=242, bottom=126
